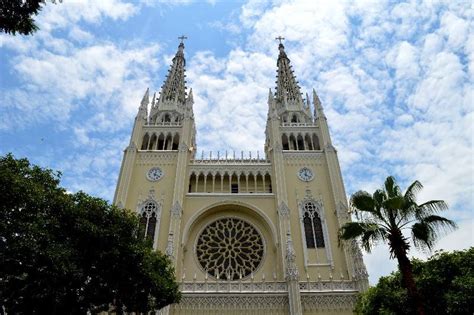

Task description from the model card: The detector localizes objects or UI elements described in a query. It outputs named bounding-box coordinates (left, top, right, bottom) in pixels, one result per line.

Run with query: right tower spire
left=275, top=39, right=304, bottom=107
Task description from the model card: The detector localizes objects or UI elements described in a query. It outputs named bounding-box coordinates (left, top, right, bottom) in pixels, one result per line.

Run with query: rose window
left=196, top=217, right=264, bottom=280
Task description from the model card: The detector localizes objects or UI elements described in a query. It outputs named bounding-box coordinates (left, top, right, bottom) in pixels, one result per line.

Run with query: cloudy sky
left=1, top=0, right=472, bottom=283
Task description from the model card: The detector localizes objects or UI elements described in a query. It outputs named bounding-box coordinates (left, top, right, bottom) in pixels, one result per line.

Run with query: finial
left=141, top=87, right=149, bottom=106
left=178, top=35, right=187, bottom=44
left=275, top=36, right=285, bottom=44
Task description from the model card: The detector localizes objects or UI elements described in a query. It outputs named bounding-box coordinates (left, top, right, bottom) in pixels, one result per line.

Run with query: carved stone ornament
left=126, top=141, right=137, bottom=152
left=273, top=142, right=283, bottom=153
left=285, top=233, right=299, bottom=281
left=196, top=217, right=265, bottom=280
left=351, top=240, right=368, bottom=279
left=171, top=201, right=182, bottom=218
left=166, top=233, right=174, bottom=258
left=278, top=202, right=290, bottom=218
left=178, top=142, right=188, bottom=152
left=336, top=201, right=350, bottom=221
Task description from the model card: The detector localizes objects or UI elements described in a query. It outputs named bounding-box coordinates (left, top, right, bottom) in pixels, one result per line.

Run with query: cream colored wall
left=123, top=154, right=178, bottom=251
left=281, top=154, right=352, bottom=281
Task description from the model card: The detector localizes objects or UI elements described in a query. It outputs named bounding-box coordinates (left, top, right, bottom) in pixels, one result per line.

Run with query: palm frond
left=404, top=180, right=423, bottom=203
left=384, top=176, right=402, bottom=198
left=415, top=200, right=449, bottom=219
left=383, top=196, right=404, bottom=211
left=350, top=191, right=375, bottom=214
left=411, top=215, right=457, bottom=251
left=339, top=222, right=387, bottom=253
left=373, top=189, right=386, bottom=209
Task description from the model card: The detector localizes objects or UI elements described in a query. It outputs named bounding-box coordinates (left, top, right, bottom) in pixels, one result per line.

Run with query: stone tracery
left=196, top=217, right=265, bottom=280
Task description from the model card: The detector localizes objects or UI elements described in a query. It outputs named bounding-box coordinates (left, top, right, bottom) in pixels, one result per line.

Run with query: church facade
left=114, top=40, right=368, bottom=315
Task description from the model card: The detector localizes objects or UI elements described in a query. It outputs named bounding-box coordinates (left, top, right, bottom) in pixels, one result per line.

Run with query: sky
left=0, top=0, right=472, bottom=284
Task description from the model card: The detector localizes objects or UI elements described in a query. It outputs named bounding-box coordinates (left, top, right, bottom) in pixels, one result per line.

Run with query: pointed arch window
left=302, top=201, right=325, bottom=248
left=139, top=201, right=159, bottom=242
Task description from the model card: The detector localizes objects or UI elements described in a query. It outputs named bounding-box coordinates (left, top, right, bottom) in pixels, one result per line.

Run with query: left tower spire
left=158, top=40, right=187, bottom=106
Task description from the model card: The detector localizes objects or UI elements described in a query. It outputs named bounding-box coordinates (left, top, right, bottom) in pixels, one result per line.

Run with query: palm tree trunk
left=391, top=236, right=424, bottom=315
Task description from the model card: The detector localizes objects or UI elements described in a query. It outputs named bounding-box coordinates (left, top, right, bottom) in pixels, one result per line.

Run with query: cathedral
left=114, top=38, right=368, bottom=315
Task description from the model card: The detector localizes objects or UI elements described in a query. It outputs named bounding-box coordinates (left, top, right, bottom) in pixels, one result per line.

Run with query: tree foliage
left=355, top=248, right=474, bottom=315
left=0, top=0, right=60, bottom=35
left=0, top=154, right=180, bottom=314
left=339, top=176, right=457, bottom=315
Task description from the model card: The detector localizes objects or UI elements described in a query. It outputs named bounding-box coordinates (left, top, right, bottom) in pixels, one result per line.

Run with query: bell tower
left=114, top=38, right=368, bottom=315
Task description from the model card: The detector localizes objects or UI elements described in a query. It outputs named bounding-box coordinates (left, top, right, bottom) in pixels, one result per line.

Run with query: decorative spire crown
left=274, top=38, right=303, bottom=105
left=159, top=38, right=187, bottom=105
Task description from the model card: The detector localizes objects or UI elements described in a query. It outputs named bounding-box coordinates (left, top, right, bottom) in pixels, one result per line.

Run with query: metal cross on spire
left=275, top=36, right=285, bottom=44
left=178, top=35, right=188, bottom=43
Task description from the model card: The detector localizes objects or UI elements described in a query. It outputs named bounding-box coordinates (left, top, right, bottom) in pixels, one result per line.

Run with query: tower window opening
left=141, top=133, right=150, bottom=150
left=149, top=133, right=157, bottom=150
left=157, top=133, right=165, bottom=150
left=172, top=133, right=180, bottom=150
left=282, top=134, right=289, bottom=150
left=297, top=134, right=305, bottom=150
left=302, top=201, right=325, bottom=248
left=312, top=134, right=321, bottom=150
left=139, top=201, right=159, bottom=244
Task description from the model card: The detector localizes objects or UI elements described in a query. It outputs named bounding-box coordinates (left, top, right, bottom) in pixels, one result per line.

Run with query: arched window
left=289, top=134, right=297, bottom=150
left=291, top=114, right=298, bottom=123
left=172, top=133, right=180, bottom=150
left=312, top=134, right=321, bottom=150
left=157, top=133, right=165, bottom=150
left=141, top=133, right=150, bottom=150
left=305, top=133, right=313, bottom=150
left=302, top=201, right=325, bottom=248
left=149, top=133, right=157, bottom=150
left=165, top=133, right=173, bottom=150
left=297, top=134, right=305, bottom=150
left=163, top=114, right=171, bottom=123
left=282, top=134, right=289, bottom=150
left=139, top=201, right=159, bottom=243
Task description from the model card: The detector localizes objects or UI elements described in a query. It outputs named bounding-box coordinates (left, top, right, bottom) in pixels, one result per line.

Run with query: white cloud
left=37, top=0, right=138, bottom=32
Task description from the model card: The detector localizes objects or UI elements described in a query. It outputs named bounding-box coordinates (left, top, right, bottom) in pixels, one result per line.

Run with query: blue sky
left=0, top=0, right=472, bottom=284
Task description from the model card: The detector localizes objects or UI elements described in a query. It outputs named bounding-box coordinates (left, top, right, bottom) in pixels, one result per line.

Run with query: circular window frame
left=193, top=215, right=267, bottom=281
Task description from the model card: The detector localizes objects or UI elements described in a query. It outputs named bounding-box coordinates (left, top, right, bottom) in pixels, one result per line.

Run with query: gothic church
left=114, top=39, right=368, bottom=315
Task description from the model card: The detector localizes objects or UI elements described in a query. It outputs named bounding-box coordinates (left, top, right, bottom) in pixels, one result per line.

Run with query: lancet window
left=140, top=132, right=180, bottom=151
left=138, top=201, right=161, bottom=243
left=188, top=171, right=272, bottom=194
left=281, top=132, right=320, bottom=151
left=302, top=201, right=325, bottom=248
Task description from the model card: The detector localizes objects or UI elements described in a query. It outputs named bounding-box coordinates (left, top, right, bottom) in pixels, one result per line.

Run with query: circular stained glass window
left=196, top=217, right=264, bottom=280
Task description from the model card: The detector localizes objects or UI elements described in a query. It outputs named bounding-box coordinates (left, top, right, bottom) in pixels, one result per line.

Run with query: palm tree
left=339, top=176, right=457, bottom=315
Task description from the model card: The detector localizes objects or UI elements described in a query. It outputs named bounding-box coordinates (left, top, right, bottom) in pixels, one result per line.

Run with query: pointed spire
left=137, top=87, right=149, bottom=120
left=313, top=88, right=325, bottom=118
left=159, top=40, right=187, bottom=105
left=187, top=88, right=193, bottom=104
left=141, top=87, right=149, bottom=106
left=268, top=88, right=274, bottom=102
left=275, top=41, right=303, bottom=105
left=151, top=92, right=156, bottom=108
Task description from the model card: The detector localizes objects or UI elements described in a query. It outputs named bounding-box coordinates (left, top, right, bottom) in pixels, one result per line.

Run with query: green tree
left=355, top=248, right=474, bottom=315
left=339, top=176, right=457, bottom=315
left=0, top=0, right=60, bottom=35
left=0, top=154, right=180, bottom=314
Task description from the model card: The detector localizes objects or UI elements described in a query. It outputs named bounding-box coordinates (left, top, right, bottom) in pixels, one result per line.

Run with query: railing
left=144, top=122, right=182, bottom=127
left=179, top=280, right=357, bottom=293
left=191, top=151, right=270, bottom=164
left=281, top=122, right=316, bottom=127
